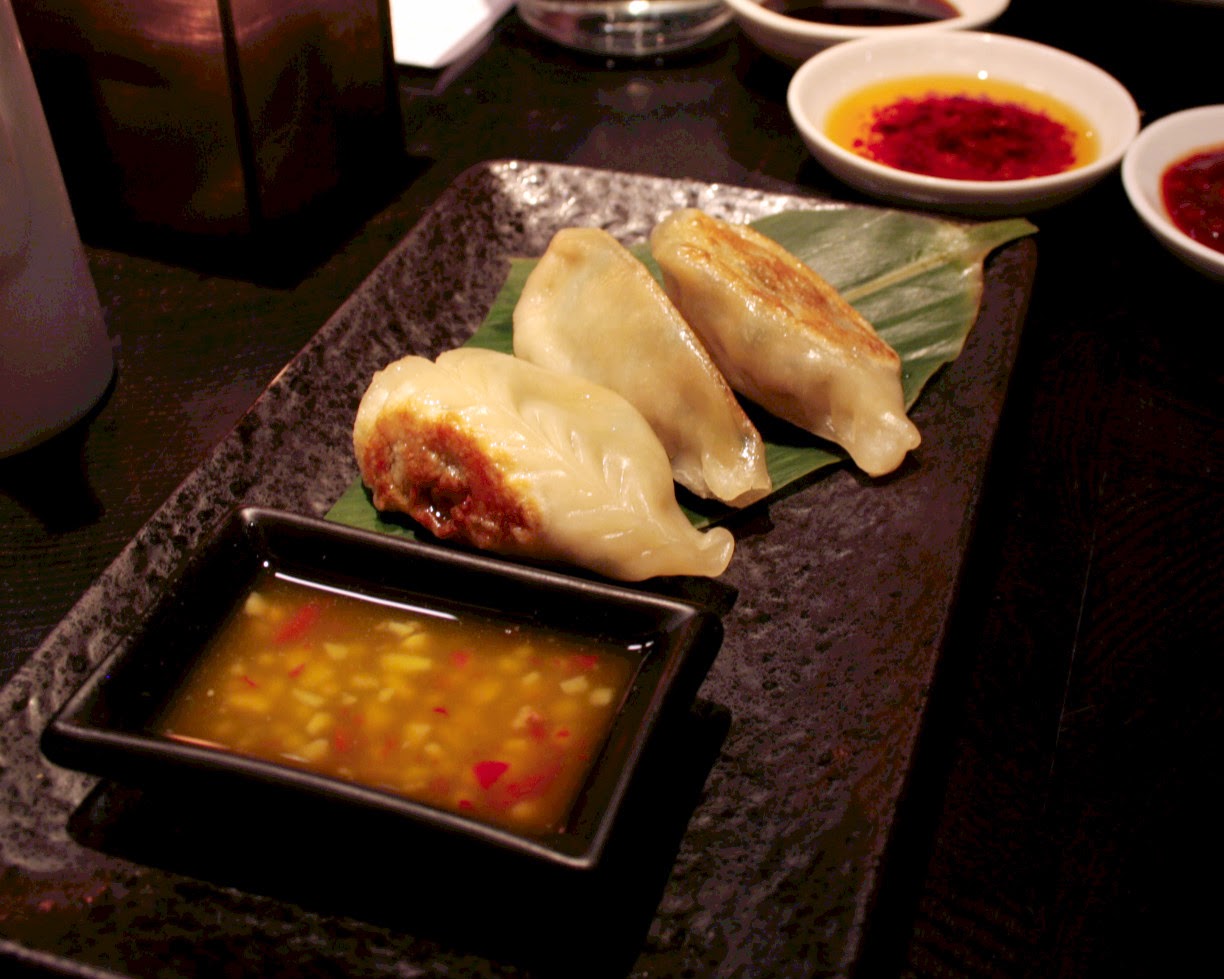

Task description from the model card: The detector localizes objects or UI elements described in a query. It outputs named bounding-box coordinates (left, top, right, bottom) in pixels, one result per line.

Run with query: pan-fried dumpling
left=513, top=227, right=771, bottom=508
left=650, top=209, right=921, bottom=477
left=353, top=347, right=734, bottom=581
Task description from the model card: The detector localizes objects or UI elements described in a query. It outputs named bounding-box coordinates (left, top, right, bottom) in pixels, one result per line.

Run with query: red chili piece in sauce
left=1161, top=145, right=1224, bottom=254
left=273, top=602, right=321, bottom=644
left=473, top=760, right=509, bottom=789
left=859, top=94, right=1078, bottom=181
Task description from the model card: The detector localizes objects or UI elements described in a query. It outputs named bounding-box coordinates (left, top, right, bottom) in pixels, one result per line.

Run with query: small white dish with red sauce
left=1122, top=105, right=1224, bottom=283
left=787, top=31, right=1140, bottom=216
left=724, top=0, right=1009, bottom=66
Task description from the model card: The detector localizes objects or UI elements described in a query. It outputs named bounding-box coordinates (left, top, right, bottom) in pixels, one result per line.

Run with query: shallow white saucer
left=787, top=31, right=1140, bottom=215
left=1122, top=105, right=1224, bottom=283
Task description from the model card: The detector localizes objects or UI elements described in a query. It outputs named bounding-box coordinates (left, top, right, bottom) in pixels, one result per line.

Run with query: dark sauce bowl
left=761, top=0, right=960, bottom=28
left=723, top=0, right=1009, bottom=65
left=41, top=506, right=725, bottom=872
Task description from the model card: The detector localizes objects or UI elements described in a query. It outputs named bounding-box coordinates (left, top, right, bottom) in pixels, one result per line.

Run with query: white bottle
left=1, top=0, right=113, bottom=458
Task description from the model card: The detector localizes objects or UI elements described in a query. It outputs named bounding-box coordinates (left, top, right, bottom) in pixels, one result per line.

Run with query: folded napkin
left=391, top=0, right=516, bottom=69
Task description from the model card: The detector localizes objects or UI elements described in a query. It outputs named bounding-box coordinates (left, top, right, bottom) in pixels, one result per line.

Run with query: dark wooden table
left=3, top=2, right=1221, bottom=976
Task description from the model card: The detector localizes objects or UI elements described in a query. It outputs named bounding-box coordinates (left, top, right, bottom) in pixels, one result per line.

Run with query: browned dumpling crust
left=355, top=398, right=539, bottom=552
left=353, top=347, right=734, bottom=581
left=513, top=226, right=772, bottom=507
left=650, top=209, right=921, bottom=477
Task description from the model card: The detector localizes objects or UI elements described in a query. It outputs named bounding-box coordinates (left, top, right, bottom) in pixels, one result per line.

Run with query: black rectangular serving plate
left=40, top=506, right=724, bottom=871
left=1, top=161, right=1037, bottom=979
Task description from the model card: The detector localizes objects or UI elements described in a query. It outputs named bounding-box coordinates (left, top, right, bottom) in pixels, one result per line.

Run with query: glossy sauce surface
left=761, top=0, right=958, bottom=25
left=825, top=74, right=1099, bottom=181
left=1161, top=144, right=1224, bottom=254
left=156, top=571, right=638, bottom=835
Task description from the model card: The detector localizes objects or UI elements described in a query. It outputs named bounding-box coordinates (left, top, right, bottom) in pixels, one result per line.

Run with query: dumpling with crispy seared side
left=513, top=226, right=772, bottom=508
left=650, top=209, right=921, bottom=478
left=353, top=347, right=734, bottom=581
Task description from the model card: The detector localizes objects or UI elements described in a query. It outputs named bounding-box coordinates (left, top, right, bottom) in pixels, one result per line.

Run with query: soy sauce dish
left=723, top=0, right=1010, bottom=65
left=787, top=31, right=1140, bottom=215
left=40, top=507, right=724, bottom=871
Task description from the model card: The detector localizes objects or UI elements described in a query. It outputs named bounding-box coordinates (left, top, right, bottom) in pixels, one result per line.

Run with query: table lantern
left=11, top=0, right=402, bottom=239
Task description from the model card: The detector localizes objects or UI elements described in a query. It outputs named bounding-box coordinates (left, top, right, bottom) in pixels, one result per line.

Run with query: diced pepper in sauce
left=156, top=571, right=638, bottom=835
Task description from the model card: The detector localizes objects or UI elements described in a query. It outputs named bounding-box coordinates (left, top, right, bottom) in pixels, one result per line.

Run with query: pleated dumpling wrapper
left=650, top=209, right=921, bottom=477
left=513, top=226, right=772, bottom=508
left=353, top=347, right=734, bottom=581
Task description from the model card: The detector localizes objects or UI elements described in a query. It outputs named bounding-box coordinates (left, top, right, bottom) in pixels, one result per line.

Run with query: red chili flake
left=557, top=653, right=600, bottom=675
left=273, top=602, right=321, bottom=644
left=450, top=649, right=472, bottom=668
left=474, top=760, right=509, bottom=789
left=332, top=729, right=354, bottom=753
left=859, top=93, right=1078, bottom=181
left=458, top=799, right=474, bottom=810
left=287, top=662, right=306, bottom=678
left=554, top=728, right=570, bottom=740
left=432, top=705, right=449, bottom=716
left=240, top=675, right=259, bottom=688
left=517, top=709, right=548, bottom=741
left=506, top=763, right=561, bottom=802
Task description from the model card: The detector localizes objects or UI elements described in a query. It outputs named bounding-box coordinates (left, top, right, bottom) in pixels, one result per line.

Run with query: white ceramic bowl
left=724, top=0, right=1010, bottom=66
left=1121, top=105, right=1224, bottom=283
left=787, top=31, right=1140, bottom=216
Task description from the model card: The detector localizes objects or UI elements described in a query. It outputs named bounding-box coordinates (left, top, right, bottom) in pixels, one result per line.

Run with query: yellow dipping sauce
left=156, top=571, right=638, bottom=836
left=825, top=74, right=1100, bottom=180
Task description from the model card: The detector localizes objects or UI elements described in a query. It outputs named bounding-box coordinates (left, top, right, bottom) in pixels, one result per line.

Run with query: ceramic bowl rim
left=1121, top=104, right=1224, bottom=279
left=723, top=0, right=1011, bottom=44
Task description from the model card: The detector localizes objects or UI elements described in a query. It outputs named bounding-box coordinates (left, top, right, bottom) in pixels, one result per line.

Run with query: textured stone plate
left=0, top=161, right=1036, bottom=979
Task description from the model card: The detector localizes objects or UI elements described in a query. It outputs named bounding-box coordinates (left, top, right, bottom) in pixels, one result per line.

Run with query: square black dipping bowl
left=41, top=507, right=724, bottom=871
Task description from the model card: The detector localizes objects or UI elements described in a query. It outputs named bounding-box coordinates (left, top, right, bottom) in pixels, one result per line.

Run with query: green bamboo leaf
left=328, top=208, right=1035, bottom=536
